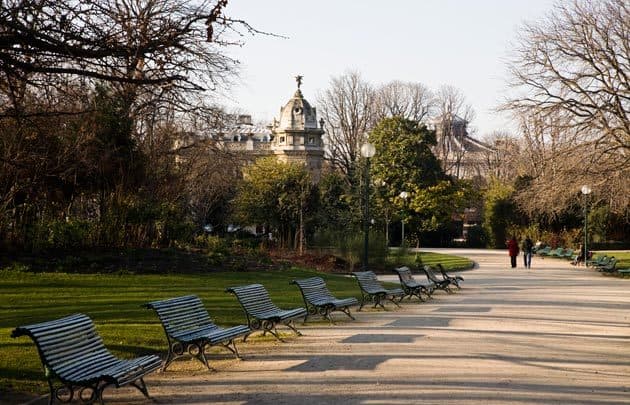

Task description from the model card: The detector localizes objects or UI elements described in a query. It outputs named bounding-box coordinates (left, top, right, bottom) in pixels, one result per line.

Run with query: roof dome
left=276, top=88, right=319, bottom=131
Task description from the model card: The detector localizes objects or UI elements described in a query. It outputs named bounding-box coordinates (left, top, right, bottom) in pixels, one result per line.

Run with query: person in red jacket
left=507, top=236, right=520, bottom=268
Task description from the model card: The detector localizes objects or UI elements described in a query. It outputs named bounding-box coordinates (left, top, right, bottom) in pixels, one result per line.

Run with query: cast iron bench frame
left=393, top=266, right=435, bottom=301
left=143, top=295, right=251, bottom=371
left=225, top=283, right=307, bottom=342
left=436, top=263, right=464, bottom=289
left=422, top=265, right=453, bottom=293
left=11, top=313, right=161, bottom=405
left=351, top=271, right=404, bottom=310
left=290, top=277, right=358, bottom=324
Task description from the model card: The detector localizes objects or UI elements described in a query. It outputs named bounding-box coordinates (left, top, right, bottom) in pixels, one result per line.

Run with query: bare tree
left=0, top=0, right=248, bottom=91
left=511, top=110, right=629, bottom=218
left=317, top=71, right=376, bottom=180
left=374, top=80, right=433, bottom=123
left=504, top=0, right=629, bottom=216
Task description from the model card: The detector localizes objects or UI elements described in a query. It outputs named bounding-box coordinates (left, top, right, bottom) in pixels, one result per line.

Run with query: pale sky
left=219, top=0, right=557, bottom=137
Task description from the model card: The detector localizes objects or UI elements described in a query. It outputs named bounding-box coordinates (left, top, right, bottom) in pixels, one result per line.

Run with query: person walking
left=522, top=236, right=533, bottom=269
left=507, top=236, right=520, bottom=268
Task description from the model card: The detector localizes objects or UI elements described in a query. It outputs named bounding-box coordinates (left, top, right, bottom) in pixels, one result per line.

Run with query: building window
left=279, top=136, right=285, bottom=144
left=308, top=136, right=315, bottom=145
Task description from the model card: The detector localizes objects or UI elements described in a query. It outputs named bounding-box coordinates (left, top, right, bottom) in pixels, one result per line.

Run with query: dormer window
left=294, top=107, right=302, bottom=114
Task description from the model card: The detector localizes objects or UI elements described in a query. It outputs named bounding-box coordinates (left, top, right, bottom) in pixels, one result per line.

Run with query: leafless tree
left=374, top=80, right=434, bottom=123
left=504, top=0, right=629, bottom=216
left=510, top=110, right=629, bottom=218
left=480, top=130, right=522, bottom=182
left=317, top=71, right=376, bottom=180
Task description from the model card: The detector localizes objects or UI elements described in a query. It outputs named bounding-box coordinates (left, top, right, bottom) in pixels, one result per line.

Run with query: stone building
left=215, top=77, right=326, bottom=182
left=428, top=115, right=496, bottom=243
left=428, top=115, right=495, bottom=181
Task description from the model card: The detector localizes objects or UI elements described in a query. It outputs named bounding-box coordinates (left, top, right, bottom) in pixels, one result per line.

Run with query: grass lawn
left=0, top=250, right=471, bottom=396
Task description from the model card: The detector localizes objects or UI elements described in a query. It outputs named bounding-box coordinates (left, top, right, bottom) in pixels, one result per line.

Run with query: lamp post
left=581, top=185, right=592, bottom=264
left=399, top=191, right=409, bottom=247
left=360, top=142, right=376, bottom=270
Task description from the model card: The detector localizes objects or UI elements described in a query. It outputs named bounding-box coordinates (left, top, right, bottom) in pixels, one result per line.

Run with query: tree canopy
left=369, top=117, right=470, bottom=238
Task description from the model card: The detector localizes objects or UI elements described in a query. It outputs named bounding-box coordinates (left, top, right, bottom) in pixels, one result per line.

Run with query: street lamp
left=581, top=185, right=592, bottom=264
left=399, top=191, right=409, bottom=247
left=360, top=142, right=376, bottom=270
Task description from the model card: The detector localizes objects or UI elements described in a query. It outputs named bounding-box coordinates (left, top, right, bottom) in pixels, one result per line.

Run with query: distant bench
left=11, top=313, right=161, bottom=405
left=144, top=295, right=251, bottom=371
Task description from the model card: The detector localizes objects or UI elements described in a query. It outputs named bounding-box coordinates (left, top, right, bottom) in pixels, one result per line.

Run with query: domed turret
left=271, top=76, right=325, bottom=182
left=276, top=88, right=319, bottom=131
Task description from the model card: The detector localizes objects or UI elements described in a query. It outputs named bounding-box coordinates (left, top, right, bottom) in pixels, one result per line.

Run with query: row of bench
left=11, top=265, right=463, bottom=404
left=540, top=248, right=627, bottom=275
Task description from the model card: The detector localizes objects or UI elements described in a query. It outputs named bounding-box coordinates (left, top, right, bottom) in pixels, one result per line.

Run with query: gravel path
left=104, top=249, right=630, bottom=404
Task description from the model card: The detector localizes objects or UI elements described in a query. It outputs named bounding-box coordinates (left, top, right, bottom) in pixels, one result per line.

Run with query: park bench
left=422, top=265, right=453, bottom=292
left=351, top=271, right=405, bottom=310
left=535, top=246, right=551, bottom=256
left=560, top=248, right=574, bottom=260
left=11, top=313, right=161, bottom=405
left=225, top=284, right=307, bottom=342
left=291, top=277, right=358, bottom=324
left=436, top=263, right=464, bottom=289
left=596, top=257, right=617, bottom=273
left=143, top=295, right=251, bottom=371
left=393, top=266, right=434, bottom=301
left=586, top=254, right=609, bottom=268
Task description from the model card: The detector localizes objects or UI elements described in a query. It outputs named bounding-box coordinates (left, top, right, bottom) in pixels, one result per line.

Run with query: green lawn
left=387, top=250, right=474, bottom=270
left=0, top=250, right=471, bottom=395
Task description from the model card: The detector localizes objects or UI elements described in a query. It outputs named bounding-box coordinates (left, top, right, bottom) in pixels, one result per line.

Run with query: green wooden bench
left=596, top=257, right=617, bottom=273
left=11, top=313, right=161, bottom=405
left=225, top=284, right=307, bottom=342
left=587, top=254, right=610, bottom=268
left=291, top=277, right=358, bottom=324
left=422, top=265, right=453, bottom=292
left=351, top=271, right=404, bottom=310
left=144, top=295, right=251, bottom=371
left=393, top=266, right=434, bottom=301
left=437, top=263, right=464, bottom=289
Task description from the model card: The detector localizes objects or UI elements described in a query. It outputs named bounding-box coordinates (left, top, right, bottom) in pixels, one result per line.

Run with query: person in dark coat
left=507, top=236, right=520, bottom=268
left=522, top=236, right=534, bottom=269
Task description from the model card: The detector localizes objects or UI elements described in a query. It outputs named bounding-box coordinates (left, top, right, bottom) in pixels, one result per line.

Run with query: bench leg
left=262, top=320, right=285, bottom=342
left=129, top=378, right=152, bottom=400
left=222, top=339, right=242, bottom=360
left=372, top=294, right=386, bottom=310
left=340, top=306, right=355, bottom=320
left=319, top=307, right=335, bottom=325
left=357, top=295, right=367, bottom=311
left=387, top=295, right=402, bottom=308
left=283, top=319, right=302, bottom=336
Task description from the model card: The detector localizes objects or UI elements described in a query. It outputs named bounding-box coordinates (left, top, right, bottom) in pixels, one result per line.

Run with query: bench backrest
left=11, top=313, right=116, bottom=378
left=352, top=271, right=385, bottom=293
left=226, top=284, right=281, bottom=318
left=393, top=266, right=415, bottom=286
left=292, top=277, right=336, bottom=303
left=144, top=295, right=217, bottom=337
left=423, top=265, right=440, bottom=282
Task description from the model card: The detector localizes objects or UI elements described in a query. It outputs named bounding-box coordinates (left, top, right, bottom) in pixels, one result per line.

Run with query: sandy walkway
left=104, top=249, right=630, bottom=404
